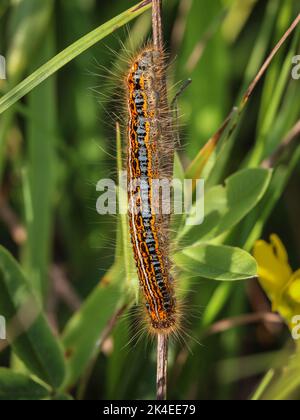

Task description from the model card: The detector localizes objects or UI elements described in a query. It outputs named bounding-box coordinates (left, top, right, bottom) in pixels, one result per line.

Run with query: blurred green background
left=0, top=0, right=300, bottom=400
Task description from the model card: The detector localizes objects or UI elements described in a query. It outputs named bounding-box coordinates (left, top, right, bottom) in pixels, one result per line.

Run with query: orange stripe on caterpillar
left=126, top=46, right=178, bottom=335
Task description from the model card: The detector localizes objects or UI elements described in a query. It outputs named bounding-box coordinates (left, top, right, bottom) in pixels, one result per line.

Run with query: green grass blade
left=22, top=26, right=57, bottom=300
left=0, top=0, right=151, bottom=115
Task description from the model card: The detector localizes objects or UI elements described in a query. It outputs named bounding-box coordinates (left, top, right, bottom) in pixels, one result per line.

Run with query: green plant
left=0, top=0, right=300, bottom=401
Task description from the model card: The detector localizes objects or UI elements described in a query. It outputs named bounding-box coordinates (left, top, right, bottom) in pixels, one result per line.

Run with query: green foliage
left=178, top=168, right=272, bottom=245
left=62, top=281, right=122, bottom=388
left=0, top=0, right=151, bottom=115
left=0, top=246, right=65, bottom=389
left=0, top=368, right=50, bottom=401
left=0, top=0, right=300, bottom=401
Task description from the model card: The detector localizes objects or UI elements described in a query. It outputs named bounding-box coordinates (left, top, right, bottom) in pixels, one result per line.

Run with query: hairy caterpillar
left=126, top=46, right=179, bottom=335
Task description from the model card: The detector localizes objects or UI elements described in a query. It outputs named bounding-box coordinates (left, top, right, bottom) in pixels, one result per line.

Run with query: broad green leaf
left=62, top=271, right=123, bottom=388
left=0, top=246, right=65, bottom=388
left=0, top=0, right=151, bottom=115
left=0, top=368, right=49, bottom=401
left=178, top=168, right=272, bottom=246
left=174, top=243, right=257, bottom=281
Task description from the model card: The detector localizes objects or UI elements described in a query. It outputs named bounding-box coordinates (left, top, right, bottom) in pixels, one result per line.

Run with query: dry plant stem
left=47, top=265, right=82, bottom=333
left=133, top=0, right=152, bottom=12
left=197, top=13, right=300, bottom=162
left=157, top=333, right=168, bottom=400
left=50, top=264, right=82, bottom=311
left=152, top=0, right=169, bottom=115
left=152, top=0, right=169, bottom=401
left=243, top=13, right=300, bottom=105
left=152, top=0, right=164, bottom=51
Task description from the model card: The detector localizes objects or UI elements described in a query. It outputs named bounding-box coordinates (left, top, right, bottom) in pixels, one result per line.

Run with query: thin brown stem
left=205, top=312, right=282, bottom=337
left=157, top=334, right=168, bottom=400
left=243, top=13, right=300, bottom=106
left=132, top=0, right=152, bottom=13
left=50, top=264, right=81, bottom=311
left=152, top=0, right=164, bottom=51
left=151, top=0, right=170, bottom=401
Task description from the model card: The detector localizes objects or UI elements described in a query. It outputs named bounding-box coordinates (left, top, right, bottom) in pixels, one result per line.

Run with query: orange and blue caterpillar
left=126, top=46, right=178, bottom=335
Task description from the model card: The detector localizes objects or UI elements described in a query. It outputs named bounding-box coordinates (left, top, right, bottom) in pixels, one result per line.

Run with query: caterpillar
left=126, top=45, right=179, bottom=336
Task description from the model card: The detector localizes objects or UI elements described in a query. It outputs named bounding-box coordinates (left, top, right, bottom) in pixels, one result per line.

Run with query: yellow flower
left=253, top=234, right=300, bottom=328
